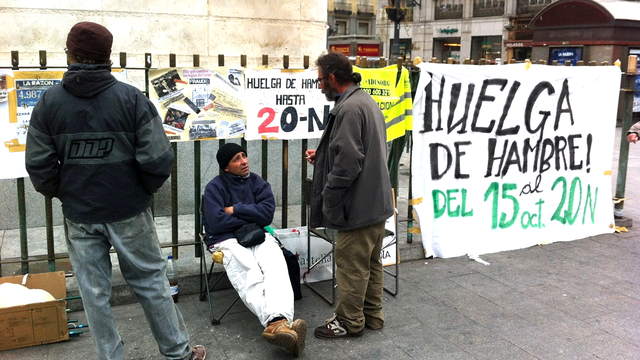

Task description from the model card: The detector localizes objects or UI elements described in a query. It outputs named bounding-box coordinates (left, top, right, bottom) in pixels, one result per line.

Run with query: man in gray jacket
left=25, top=22, right=205, bottom=360
left=305, top=52, right=394, bottom=339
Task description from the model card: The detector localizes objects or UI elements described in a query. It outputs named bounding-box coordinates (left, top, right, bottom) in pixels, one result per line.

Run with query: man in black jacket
left=25, top=22, right=205, bottom=360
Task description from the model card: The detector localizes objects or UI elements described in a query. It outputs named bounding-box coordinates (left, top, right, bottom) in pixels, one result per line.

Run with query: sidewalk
left=1, top=127, right=639, bottom=358
left=1, top=229, right=638, bottom=359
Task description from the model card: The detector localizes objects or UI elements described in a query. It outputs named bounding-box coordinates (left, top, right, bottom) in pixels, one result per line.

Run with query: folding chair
left=303, top=179, right=337, bottom=305
left=303, top=182, right=400, bottom=304
left=198, top=195, right=240, bottom=325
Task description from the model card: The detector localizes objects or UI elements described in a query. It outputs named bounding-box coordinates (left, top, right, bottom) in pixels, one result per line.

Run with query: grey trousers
left=65, top=208, right=191, bottom=360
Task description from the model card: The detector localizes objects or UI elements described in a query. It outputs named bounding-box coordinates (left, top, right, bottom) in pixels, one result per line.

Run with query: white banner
left=244, top=69, right=332, bottom=140
left=412, top=63, right=621, bottom=258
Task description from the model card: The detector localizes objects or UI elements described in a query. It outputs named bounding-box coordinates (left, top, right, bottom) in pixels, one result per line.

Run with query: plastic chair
left=198, top=195, right=240, bottom=325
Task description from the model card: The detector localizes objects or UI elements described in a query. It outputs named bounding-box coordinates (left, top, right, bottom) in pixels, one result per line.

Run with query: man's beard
left=322, top=85, right=338, bottom=102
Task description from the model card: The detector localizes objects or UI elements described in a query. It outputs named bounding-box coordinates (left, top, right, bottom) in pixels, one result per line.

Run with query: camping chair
left=303, top=181, right=400, bottom=305
left=303, top=178, right=337, bottom=305
left=198, top=195, right=240, bottom=325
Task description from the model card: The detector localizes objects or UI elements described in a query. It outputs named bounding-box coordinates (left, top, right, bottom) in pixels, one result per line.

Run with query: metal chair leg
left=199, top=241, right=240, bottom=325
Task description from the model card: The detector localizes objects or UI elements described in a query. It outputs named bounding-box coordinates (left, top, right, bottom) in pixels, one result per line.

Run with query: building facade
left=327, top=0, right=384, bottom=57
left=375, top=0, right=640, bottom=65
left=376, top=0, right=558, bottom=63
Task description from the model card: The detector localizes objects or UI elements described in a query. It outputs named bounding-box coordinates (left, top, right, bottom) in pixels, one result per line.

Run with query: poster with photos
left=148, top=67, right=246, bottom=142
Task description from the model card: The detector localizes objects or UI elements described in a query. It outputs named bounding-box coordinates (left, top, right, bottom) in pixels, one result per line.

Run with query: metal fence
left=0, top=51, right=413, bottom=276
left=3, top=52, right=635, bottom=277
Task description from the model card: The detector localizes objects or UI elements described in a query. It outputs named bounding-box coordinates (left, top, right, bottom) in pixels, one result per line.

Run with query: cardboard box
left=0, top=271, right=69, bottom=351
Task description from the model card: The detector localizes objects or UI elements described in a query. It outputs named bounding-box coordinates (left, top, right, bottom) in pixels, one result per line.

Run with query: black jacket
left=25, top=63, right=174, bottom=223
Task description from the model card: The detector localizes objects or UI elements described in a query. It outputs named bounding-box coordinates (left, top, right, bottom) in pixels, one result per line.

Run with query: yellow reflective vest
left=354, top=65, right=413, bottom=142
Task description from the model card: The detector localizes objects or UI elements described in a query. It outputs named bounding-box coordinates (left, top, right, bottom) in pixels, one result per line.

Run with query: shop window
left=471, top=36, right=502, bottom=63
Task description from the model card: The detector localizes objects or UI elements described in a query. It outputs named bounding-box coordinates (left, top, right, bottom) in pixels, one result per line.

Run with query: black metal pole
left=392, top=1, right=402, bottom=60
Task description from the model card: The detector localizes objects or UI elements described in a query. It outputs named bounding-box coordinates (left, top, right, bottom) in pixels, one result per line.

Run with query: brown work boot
left=261, top=319, right=298, bottom=350
left=289, top=319, right=308, bottom=357
left=189, top=345, right=206, bottom=360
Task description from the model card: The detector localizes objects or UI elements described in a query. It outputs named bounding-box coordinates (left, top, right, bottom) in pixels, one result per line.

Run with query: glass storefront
left=433, top=37, right=461, bottom=62
left=471, top=36, right=502, bottom=63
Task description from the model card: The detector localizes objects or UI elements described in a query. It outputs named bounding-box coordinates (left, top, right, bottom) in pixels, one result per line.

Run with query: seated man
left=203, top=143, right=307, bottom=356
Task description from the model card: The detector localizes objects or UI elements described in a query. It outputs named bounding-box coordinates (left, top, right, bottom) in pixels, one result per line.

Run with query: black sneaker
left=314, top=316, right=364, bottom=339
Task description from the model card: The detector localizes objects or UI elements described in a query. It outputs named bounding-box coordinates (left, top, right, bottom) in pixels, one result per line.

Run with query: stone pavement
left=1, top=229, right=639, bottom=359
left=1, top=126, right=640, bottom=358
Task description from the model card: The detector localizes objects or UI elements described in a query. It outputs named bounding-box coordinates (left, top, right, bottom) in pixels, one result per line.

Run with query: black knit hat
left=216, top=143, right=246, bottom=169
left=66, top=22, right=113, bottom=61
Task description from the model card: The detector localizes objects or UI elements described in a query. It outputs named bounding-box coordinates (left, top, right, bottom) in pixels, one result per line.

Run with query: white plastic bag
left=274, top=226, right=334, bottom=284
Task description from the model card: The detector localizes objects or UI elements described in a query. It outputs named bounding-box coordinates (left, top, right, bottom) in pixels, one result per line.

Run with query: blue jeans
left=65, top=208, right=191, bottom=360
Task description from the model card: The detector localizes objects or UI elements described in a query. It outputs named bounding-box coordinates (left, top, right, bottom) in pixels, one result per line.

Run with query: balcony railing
left=434, top=4, right=463, bottom=20
left=334, top=1, right=353, bottom=14
left=516, top=0, right=553, bottom=15
left=473, top=0, right=504, bottom=17
left=358, top=4, right=375, bottom=16
left=382, top=7, right=414, bottom=22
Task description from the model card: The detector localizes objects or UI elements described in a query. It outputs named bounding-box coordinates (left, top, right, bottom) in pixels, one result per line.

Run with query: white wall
left=0, top=1, right=328, bottom=230
left=0, top=1, right=328, bottom=69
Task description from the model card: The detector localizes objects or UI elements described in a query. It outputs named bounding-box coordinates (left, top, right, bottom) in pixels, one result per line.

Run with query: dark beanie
left=66, top=22, right=113, bottom=61
left=216, top=143, right=246, bottom=169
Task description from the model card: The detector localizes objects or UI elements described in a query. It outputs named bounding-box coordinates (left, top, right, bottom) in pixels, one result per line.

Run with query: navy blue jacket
left=203, top=171, right=275, bottom=248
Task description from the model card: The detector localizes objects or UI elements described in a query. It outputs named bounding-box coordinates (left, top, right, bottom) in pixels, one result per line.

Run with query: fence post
left=261, top=55, right=269, bottom=181
left=10, top=50, right=30, bottom=275
left=168, top=53, right=179, bottom=259
left=193, top=53, right=202, bottom=258
left=282, top=55, right=289, bottom=228
left=119, top=52, right=126, bottom=68
left=301, top=55, right=310, bottom=226
left=240, top=55, right=248, bottom=150
left=614, top=55, right=638, bottom=221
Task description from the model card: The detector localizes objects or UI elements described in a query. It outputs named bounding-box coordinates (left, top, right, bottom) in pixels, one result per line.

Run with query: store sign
left=440, top=28, right=458, bottom=34
left=329, top=44, right=350, bottom=56
left=549, top=47, right=582, bottom=66
left=357, top=44, right=380, bottom=57
left=506, top=42, right=525, bottom=48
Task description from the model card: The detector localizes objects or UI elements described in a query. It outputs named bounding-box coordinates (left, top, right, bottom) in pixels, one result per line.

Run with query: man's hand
left=305, top=149, right=316, bottom=165
left=224, top=206, right=234, bottom=215
left=627, top=133, right=639, bottom=144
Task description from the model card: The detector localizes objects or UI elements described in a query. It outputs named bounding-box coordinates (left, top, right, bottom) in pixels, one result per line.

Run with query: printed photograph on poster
left=148, top=67, right=246, bottom=142
left=244, top=68, right=332, bottom=141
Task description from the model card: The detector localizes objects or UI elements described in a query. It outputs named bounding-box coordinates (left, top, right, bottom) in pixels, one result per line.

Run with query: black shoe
left=314, top=316, right=364, bottom=339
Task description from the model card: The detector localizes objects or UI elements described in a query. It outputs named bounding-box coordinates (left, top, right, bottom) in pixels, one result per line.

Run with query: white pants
left=214, top=234, right=294, bottom=328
